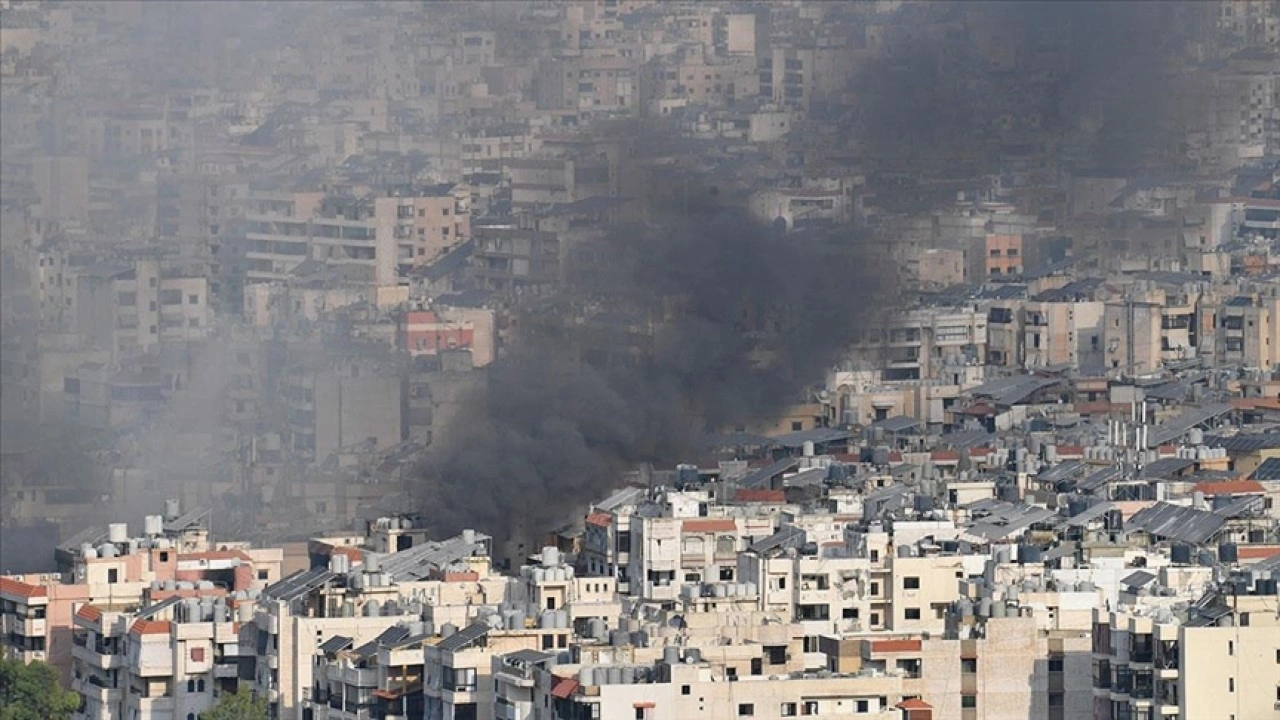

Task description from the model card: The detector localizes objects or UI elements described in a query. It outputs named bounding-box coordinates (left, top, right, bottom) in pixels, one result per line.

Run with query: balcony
left=73, top=641, right=125, bottom=670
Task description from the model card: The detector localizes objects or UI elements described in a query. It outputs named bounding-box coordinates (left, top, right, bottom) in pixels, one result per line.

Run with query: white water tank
left=108, top=523, right=128, bottom=543
left=542, top=547, right=560, bottom=567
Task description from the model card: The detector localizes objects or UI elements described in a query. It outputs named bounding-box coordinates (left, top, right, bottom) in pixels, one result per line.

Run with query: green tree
left=201, top=686, right=268, bottom=720
left=0, top=658, right=80, bottom=720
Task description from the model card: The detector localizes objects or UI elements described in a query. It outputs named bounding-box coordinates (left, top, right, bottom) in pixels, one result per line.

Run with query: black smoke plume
left=417, top=197, right=891, bottom=552
left=855, top=1, right=1201, bottom=177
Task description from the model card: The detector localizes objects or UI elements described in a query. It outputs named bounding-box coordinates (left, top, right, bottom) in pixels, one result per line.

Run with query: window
left=904, top=577, right=920, bottom=589
left=258, top=570, right=269, bottom=580
left=869, top=582, right=879, bottom=596
left=542, top=635, right=554, bottom=650
left=159, top=552, right=169, bottom=562
left=905, top=608, right=921, bottom=620
left=766, top=646, right=787, bottom=665
left=188, top=294, right=198, bottom=305
left=197, top=679, right=204, bottom=692
left=1228, top=677, right=1234, bottom=692
left=187, top=679, right=195, bottom=693
left=190, top=647, right=205, bottom=662
left=1048, top=657, right=1064, bottom=672
left=790, top=421, right=803, bottom=431
left=1048, top=693, right=1063, bottom=707
left=961, top=658, right=977, bottom=673
left=681, top=685, right=690, bottom=696
left=720, top=566, right=735, bottom=581
left=635, top=709, right=645, bottom=720
left=108, top=569, right=118, bottom=583
left=1228, top=640, right=1233, bottom=656
left=780, top=703, right=796, bottom=717
left=961, top=695, right=977, bottom=709
left=738, top=705, right=754, bottom=717
left=856, top=700, right=869, bottom=712
left=870, top=612, right=880, bottom=626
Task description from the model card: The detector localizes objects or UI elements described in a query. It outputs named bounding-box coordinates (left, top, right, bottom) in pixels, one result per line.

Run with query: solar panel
left=436, top=622, right=489, bottom=653
left=319, top=635, right=354, bottom=655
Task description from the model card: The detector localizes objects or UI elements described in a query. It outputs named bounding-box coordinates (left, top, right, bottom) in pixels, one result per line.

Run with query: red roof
left=831, top=453, right=860, bottom=463
left=1074, top=400, right=1111, bottom=415
left=181, top=550, right=253, bottom=562
left=897, top=698, right=933, bottom=710
left=1196, top=480, right=1264, bottom=496
left=735, top=489, right=785, bottom=503
left=968, top=447, right=992, bottom=458
left=0, top=577, right=48, bottom=599
left=76, top=604, right=102, bottom=622
left=1056, top=445, right=1084, bottom=457
left=1238, top=545, right=1280, bottom=560
left=681, top=518, right=737, bottom=533
left=930, top=450, right=960, bottom=463
left=550, top=677, right=580, bottom=699
left=869, top=638, right=921, bottom=653
left=585, top=512, right=612, bottom=527
left=130, top=619, right=171, bottom=636
left=888, top=451, right=903, bottom=463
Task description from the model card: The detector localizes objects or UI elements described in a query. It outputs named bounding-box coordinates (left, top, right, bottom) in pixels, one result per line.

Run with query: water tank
left=557, top=610, right=569, bottom=629
left=363, top=600, right=381, bottom=617
left=197, top=580, right=215, bottom=590
left=590, top=618, right=608, bottom=639
left=579, top=667, right=594, bottom=686
left=383, top=599, right=400, bottom=616
left=99, top=543, right=117, bottom=558
left=440, top=623, right=458, bottom=637
left=564, top=566, right=575, bottom=580
left=725, top=583, right=737, bottom=597
left=127, top=539, right=139, bottom=556
left=341, top=602, right=355, bottom=618
left=995, top=546, right=1013, bottom=564
left=462, top=528, right=477, bottom=544
left=1078, top=580, right=1096, bottom=592
left=540, top=611, right=555, bottom=629
left=990, top=601, right=1007, bottom=618
left=542, top=547, right=560, bottom=567
left=897, top=545, right=913, bottom=558
left=1219, top=543, right=1238, bottom=563
left=712, top=583, right=727, bottom=598
left=1018, top=545, right=1042, bottom=565
left=977, top=598, right=993, bottom=617
left=957, top=596, right=974, bottom=617
left=365, top=553, right=381, bottom=573
left=802, top=440, right=816, bottom=457
left=1187, top=428, right=1204, bottom=446
left=533, top=568, right=546, bottom=583
left=164, top=499, right=181, bottom=521
left=238, top=603, right=253, bottom=623
left=610, top=629, right=629, bottom=647
left=684, top=648, right=702, bottom=663
left=1067, top=500, right=1087, bottom=518
left=663, top=646, right=681, bottom=665
left=1170, top=544, right=1192, bottom=565
left=593, top=667, right=608, bottom=686
left=81, top=543, right=97, bottom=559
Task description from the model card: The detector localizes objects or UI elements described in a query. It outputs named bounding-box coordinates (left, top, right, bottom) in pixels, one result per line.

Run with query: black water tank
left=1170, top=544, right=1192, bottom=565
left=1219, top=542, right=1238, bottom=563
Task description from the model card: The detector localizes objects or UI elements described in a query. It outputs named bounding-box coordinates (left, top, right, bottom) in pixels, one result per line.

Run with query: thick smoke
left=418, top=198, right=891, bottom=551
left=856, top=1, right=1200, bottom=177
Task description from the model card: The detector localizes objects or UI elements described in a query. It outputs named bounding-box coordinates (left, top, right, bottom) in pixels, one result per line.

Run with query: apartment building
left=279, top=347, right=405, bottom=465
left=1091, top=582, right=1280, bottom=720
left=848, top=306, right=987, bottom=383
left=1218, top=290, right=1280, bottom=370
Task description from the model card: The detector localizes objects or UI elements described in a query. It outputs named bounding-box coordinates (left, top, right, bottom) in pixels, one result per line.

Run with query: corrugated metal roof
left=261, top=568, right=338, bottom=602
left=1145, top=404, right=1233, bottom=447
left=1126, top=502, right=1225, bottom=545
left=1205, top=433, right=1280, bottom=453
left=771, top=428, right=852, bottom=449
left=1249, top=457, right=1280, bottom=481
left=738, top=457, right=800, bottom=490
left=1121, top=570, right=1156, bottom=588
left=747, top=526, right=806, bottom=555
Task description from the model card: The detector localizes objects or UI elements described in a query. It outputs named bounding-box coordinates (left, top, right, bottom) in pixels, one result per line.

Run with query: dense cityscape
left=0, top=2, right=1278, bottom=720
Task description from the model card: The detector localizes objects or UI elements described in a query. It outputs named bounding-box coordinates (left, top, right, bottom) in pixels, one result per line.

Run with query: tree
left=0, top=658, right=80, bottom=720
left=201, top=686, right=268, bottom=720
